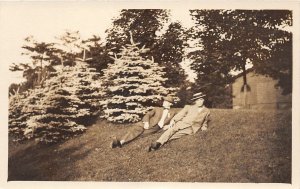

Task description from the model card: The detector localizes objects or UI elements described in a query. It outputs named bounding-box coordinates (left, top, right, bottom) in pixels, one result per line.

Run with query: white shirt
left=158, top=109, right=170, bottom=128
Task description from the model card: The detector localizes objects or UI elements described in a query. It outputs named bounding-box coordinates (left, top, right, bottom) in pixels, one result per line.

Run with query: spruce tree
left=102, top=35, right=175, bottom=123
left=9, top=61, right=103, bottom=143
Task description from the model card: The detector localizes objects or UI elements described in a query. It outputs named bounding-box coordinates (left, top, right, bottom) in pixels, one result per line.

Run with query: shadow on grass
left=8, top=139, right=92, bottom=181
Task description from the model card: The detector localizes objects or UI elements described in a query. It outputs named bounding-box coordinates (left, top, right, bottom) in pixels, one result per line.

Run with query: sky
left=0, top=2, right=197, bottom=85
left=0, top=1, right=297, bottom=86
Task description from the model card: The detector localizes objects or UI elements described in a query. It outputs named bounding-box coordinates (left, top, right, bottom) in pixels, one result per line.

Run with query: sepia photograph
left=0, top=1, right=299, bottom=188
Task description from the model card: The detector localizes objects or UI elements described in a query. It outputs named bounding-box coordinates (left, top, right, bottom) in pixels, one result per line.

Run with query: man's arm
left=201, top=111, right=210, bottom=131
left=172, top=105, right=189, bottom=123
left=142, top=108, right=156, bottom=123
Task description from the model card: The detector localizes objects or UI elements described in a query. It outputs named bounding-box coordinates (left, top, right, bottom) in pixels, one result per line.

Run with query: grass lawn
left=8, top=109, right=291, bottom=182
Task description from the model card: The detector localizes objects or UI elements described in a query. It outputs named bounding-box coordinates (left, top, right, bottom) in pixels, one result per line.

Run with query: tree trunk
left=39, top=54, right=45, bottom=87
left=242, top=63, right=249, bottom=109
left=36, top=57, right=43, bottom=87
left=243, top=84, right=248, bottom=108
left=83, top=49, right=86, bottom=61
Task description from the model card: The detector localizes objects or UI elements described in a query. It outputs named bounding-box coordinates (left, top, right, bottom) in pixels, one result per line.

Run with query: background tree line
left=10, top=9, right=292, bottom=107
left=8, top=9, right=292, bottom=143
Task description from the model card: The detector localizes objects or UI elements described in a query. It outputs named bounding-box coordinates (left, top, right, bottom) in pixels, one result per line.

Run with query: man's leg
left=120, top=124, right=144, bottom=145
left=142, top=125, right=161, bottom=137
left=168, top=126, right=193, bottom=141
left=148, top=122, right=193, bottom=151
left=156, top=127, right=177, bottom=146
left=112, top=123, right=144, bottom=148
left=156, top=122, right=191, bottom=145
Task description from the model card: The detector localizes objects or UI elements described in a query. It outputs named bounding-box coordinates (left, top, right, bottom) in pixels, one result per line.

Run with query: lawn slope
left=8, top=109, right=291, bottom=182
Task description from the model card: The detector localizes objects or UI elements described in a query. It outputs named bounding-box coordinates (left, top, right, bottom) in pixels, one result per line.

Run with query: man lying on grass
left=111, top=95, right=178, bottom=148
left=148, top=92, right=210, bottom=151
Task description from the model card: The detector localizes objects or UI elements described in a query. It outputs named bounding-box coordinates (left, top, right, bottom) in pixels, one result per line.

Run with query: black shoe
left=148, top=142, right=161, bottom=152
left=111, top=139, right=122, bottom=148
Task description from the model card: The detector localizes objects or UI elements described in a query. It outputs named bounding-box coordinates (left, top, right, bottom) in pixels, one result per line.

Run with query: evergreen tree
left=55, top=30, right=82, bottom=67
left=10, top=36, right=60, bottom=91
left=9, top=61, right=103, bottom=143
left=102, top=36, right=175, bottom=123
left=81, top=35, right=111, bottom=73
left=106, top=10, right=191, bottom=103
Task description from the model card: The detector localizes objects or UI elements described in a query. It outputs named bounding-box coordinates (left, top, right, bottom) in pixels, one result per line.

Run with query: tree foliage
left=105, top=9, right=188, bottom=103
left=153, top=22, right=187, bottom=88
left=81, top=35, right=111, bottom=73
left=55, top=30, right=82, bottom=66
left=10, top=31, right=109, bottom=93
left=188, top=10, right=292, bottom=107
left=105, top=9, right=170, bottom=57
left=9, top=36, right=60, bottom=91
left=101, top=38, right=176, bottom=123
left=188, top=10, right=234, bottom=107
left=9, top=61, right=103, bottom=143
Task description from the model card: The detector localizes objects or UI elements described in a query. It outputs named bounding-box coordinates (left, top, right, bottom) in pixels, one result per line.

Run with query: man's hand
left=163, top=120, right=175, bottom=131
left=170, top=119, right=175, bottom=126
left=201, top=126, right=207, bottom=131
left=162, top=125, right=169, bottom=131
left=143, top=122, right=149, bottom=130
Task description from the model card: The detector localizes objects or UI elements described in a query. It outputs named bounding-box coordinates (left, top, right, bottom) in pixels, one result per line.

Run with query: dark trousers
left=121, top=123, right=161, bottom=144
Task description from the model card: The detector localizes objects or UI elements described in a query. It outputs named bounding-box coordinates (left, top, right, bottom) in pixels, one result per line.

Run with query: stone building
left=232, top=71, right=292, bottom=109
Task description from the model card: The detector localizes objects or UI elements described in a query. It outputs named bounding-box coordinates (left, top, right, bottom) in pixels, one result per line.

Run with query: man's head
left=191, top=92, right=206, bottom=107
left=195, top=97, right=205, bottom=107
left=162, top=95, right=174, bottom=109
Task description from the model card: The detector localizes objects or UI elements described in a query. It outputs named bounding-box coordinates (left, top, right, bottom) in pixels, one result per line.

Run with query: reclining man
left=111, top=95, right=177, bottom=148
left=148, top=92, right=210, bottom=151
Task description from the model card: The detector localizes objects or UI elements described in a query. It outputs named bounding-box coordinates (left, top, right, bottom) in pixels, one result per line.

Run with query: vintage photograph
left=1, top=1, right=298, bottom=186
